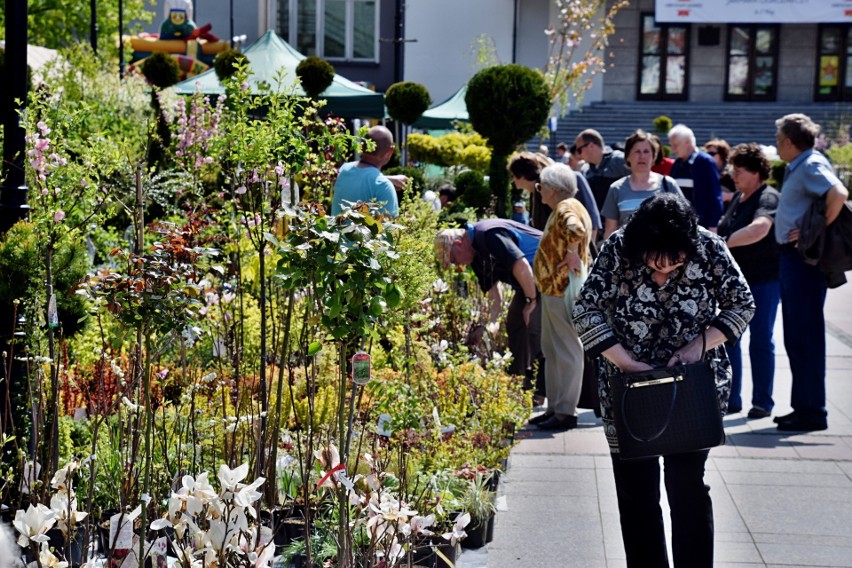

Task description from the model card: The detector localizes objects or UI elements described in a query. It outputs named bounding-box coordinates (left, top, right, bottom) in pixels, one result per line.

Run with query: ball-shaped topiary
left=213, top=49, right=249, bottom=82
left=385, top=82, right=432, bottom=126
left=141, top=52, right=181, bottom=89
left=465, top=64, right=550, bottom=217
left=296, top=56, right=335, bottom=99
left=653, top=115, right=673, bottom=135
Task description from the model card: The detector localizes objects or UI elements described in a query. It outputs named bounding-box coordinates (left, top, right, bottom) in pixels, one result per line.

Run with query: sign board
left=656, top=0, right=852, bottom=23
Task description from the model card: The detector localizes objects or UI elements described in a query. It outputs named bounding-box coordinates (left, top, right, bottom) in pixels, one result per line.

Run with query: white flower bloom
left=442, top=512, right=469, bottom=546
left=218, top=463, right=250, bottom=492
left=13, top=503, right=57, bottom=547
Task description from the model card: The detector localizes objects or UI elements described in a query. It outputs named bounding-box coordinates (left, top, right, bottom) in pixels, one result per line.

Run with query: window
left=815, top=25, right=852, bottom=101
left=278, top=0, right=379, bottom=62
left=638, top=14, right=689, bottom=100
left=725, top=25, right=779, bottom=101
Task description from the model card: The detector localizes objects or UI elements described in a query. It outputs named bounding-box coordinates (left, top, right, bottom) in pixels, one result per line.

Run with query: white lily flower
left=37, top=548, right=69, bottom=568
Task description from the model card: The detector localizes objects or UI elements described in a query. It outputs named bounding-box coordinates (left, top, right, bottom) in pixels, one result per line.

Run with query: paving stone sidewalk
left=461, top=283, right=852, bottom=568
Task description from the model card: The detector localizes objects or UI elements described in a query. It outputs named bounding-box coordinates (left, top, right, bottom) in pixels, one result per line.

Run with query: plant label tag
left=110, top=511, right=135, bottom=550
left=352, top=351, right=371, bottom=385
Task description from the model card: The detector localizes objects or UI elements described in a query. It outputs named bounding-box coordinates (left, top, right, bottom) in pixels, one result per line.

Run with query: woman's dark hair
left=623, top=193, right=699, bottom=267
left=507, top=151, right=551, bottom=181
left=729, top=143, right=771, bottom=181
left=623, top=129, right=658, bottom=166
left=650, top=134, right=666, bottom=166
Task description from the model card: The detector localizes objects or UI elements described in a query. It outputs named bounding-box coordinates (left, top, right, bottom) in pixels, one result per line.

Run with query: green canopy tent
left=413, top=84, right=469, bottom=130
left=172, top=30, right=384, bottom=118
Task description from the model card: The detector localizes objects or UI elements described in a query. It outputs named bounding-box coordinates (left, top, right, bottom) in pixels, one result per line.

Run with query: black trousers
left=610, top=450, right=713, bottom=568
left=506, top=291, right=545, bottom=396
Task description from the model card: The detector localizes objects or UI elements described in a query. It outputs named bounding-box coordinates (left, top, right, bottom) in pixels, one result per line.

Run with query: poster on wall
left=820, top=56, right=840, bottom=87
left=656, top=0, right=852, bottom=23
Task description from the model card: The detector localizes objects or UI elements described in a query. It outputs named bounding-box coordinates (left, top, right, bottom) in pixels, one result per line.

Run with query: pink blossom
left=235, top=186, right=247, bottom=195
left=53, top=210, right=65, bottom=223
left=41, top=188, right=49, bottom=196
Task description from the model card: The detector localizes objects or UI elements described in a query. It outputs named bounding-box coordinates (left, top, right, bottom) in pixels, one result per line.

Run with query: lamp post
left=90, top=0, right=98, bottom=52
left=0, top=0, right=30, bottom=455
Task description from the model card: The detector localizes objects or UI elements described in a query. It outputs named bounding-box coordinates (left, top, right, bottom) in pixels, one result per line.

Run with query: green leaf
left=385, top=284, right=403, bottom=308
left=308, top=341, right=323, bottom=356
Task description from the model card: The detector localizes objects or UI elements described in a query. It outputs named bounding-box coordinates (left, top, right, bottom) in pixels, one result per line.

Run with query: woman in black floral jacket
left=573, top=194, right=754, bottom=568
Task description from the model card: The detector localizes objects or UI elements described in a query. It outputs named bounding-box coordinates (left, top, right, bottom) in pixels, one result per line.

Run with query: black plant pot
left=435, top=541, right=457, bottom=568
left=408, top=542, right=438, bottom=568
left=47, top=526, right=87, bottom=567
left=461, top=519, right=489, bottom=550
left=485, top=513, right=496, bottom=543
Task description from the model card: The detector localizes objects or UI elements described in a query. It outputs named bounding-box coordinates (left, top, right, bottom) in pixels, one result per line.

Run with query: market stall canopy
left=413, top=84, right=469, bottom=130
left=172, top=30, right=384, bottom=118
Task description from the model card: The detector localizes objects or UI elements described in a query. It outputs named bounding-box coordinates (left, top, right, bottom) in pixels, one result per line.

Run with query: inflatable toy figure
left=127, top=0, right=230, bottom=81
left=160, top=0, right=197, bottom=39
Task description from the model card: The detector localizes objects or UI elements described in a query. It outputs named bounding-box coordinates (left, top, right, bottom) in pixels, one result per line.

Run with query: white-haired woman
left=530, top=163, right=593, bottom=431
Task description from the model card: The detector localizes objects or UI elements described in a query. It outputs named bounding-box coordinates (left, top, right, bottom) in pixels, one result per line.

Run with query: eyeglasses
left=575, top=142, right=592, bottom=153
left=706, top=151, right=718, bottom=157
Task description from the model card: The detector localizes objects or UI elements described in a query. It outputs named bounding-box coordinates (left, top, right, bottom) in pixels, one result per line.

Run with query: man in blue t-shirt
left=772, top=113, right=849, bottom=433
left=435, top=220, right=544, bottom=398
left=331, top=126, right=407, bottom=217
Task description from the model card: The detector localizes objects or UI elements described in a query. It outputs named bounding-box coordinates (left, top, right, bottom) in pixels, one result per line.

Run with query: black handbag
left=610, top=334, right=725, bottom=460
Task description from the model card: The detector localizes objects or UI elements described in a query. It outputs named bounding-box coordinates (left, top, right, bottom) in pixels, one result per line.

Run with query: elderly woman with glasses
left=529, top=163, right=593, bottom=431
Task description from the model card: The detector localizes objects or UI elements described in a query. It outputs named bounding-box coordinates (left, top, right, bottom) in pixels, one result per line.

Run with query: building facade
left=605, top=0, right=852, bottom=104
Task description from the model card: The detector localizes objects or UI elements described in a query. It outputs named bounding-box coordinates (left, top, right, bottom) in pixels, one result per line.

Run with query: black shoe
left=727, top=405, right=742, bottom=414
left=747, top=407, right=771, bottom=419
left=773, top=411, right=798, bottom=424
left=776, top=418, right=827, bottom=432
left=528, top=413, right=553, bottom=426
left=537, top=415, right=578, bottom=431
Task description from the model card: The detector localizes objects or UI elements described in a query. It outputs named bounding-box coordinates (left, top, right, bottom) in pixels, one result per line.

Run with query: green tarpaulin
left=413, top=84, right=469, bottom=130
left=172, top=30, right=385, bottom=118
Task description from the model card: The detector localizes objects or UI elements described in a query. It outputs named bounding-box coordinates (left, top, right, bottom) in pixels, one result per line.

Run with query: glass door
left=638, top=14, right=689, bottom=100
left=815, top=25, right=852, bottom=101
left=725, top=25, right=779, bottom=101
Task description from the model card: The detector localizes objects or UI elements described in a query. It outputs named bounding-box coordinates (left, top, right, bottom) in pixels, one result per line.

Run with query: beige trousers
left=540, top=294, right=584, bottom=417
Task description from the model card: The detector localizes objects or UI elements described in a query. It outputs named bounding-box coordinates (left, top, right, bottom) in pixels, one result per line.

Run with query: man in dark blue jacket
left=668, top=124, right=724, bottom=231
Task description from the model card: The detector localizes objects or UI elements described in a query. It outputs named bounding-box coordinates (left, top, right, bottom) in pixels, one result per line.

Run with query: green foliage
left=652, top=115, right=673, bottom=135
left=385, top=81, right=432, bottom=126
left=827, top=143, right=852, bottom=189
left=455, top=170, right=491, bottom=215
left=384, top=166, right=425, bottom=199
left=141, top=52, right=180, bottom=89
left=213, top=49, right=249, bottom=82
left=770, top=160, right=787, bottom=189
left=296, top=55, right=335, bottom=99
left=40, top=44, right=152, bottom=160
left=407, top=131, right=491, bottom=173
left=465, top=64, right=550, bottom=216
left=0, top=0, right=154, bottom=55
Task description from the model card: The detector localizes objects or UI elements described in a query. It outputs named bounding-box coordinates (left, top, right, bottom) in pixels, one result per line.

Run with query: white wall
left=403, top=0, right=516, bottom=104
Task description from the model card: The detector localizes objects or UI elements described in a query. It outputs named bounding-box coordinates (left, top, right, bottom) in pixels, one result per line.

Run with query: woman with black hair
left=573, top=193, right=754, bottom=568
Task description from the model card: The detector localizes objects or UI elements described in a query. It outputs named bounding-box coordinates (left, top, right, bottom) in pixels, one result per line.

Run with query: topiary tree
left=139, top=53, right=180, bottom=168
left=213, top=49, right=249, bottom=82
left=385, top=82, right=432, bottom=126
left=140, top=51, right=180, bottom=89
left=385, top=82, right=432, bottom=167
left=296, top=55, right=335, bottom=99
left=465, top=64, right=550, bottom=217
left=652, top=115, right=673, bottom=135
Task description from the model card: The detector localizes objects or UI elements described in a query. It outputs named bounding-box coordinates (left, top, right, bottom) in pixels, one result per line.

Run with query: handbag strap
left=620, top=377, right=679, bottom=443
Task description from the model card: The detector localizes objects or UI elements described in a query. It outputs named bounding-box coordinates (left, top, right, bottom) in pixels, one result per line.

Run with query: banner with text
left=656, top=0, right=852, bottom=23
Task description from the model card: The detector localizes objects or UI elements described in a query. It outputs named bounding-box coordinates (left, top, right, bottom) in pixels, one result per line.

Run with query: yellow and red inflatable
left=126, top=0, right=229, bottom=81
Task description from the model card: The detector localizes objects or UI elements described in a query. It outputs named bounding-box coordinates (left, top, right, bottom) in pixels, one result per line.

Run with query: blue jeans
left=726, top=280, right=780, bottom=411
left=779, top=249, right=827, bottom=419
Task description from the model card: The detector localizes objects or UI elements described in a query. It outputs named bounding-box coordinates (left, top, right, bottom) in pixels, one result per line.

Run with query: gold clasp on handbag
left=628, top=375, right=684, bottom=388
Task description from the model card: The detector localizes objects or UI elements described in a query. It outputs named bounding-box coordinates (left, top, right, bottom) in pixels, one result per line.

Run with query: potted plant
left=458, top=473, right=495, bottom=549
